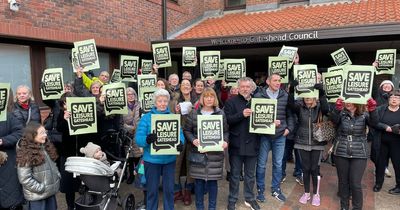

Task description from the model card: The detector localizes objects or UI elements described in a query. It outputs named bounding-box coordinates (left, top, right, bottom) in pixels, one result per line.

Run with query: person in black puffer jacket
left=330, top=98, right=378, bottom=210
left=13, top=85, right=41, bottom=126
left=288, top=81, right=330, bottom=206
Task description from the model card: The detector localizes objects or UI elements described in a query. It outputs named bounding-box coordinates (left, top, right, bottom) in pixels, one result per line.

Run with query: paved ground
left=57, top=158, right=400, bottom=210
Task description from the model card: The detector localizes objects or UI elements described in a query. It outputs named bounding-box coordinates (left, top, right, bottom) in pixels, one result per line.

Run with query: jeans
left=256, top=135, right=286, bottom=193
left=282, top=139, right=302, bottom=177
left=335, top=156, right=367, bottom=210
left=174, top=142, right=194, bottom=192
left=144, top=161, right=175, bottom=210
left=228, top=154, right=257, bottom=203
left=28, top=195, right=57, bottom=210
left=194, top=179, right=217, bottom=210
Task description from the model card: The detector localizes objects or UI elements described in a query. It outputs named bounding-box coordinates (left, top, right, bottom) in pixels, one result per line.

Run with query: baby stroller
left=65, top=139, right=135, bottom=210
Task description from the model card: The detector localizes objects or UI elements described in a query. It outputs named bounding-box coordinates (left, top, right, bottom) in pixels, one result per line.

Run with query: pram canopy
left=65, top=157, right=118, bottom=177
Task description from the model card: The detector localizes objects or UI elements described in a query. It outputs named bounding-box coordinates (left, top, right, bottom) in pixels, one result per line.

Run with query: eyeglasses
left=38, top=130, right=48, bottom=135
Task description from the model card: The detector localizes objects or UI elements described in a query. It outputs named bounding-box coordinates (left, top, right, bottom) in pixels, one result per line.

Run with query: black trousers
left=335, top=156, right=367, bottom=210
left=375, top=138, right=400, bottom=187
left=298, top=149, right=321, bottom=194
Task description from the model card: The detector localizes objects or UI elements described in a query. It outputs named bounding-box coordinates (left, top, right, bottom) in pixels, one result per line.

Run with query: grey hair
left=126, top=87, right=138, bottom=100
left=237, top=77, right=256, bottom=91
left=168, top=73, right=179, bottom=81
left=15, top=85, right=34, bottom=102
left=154, top=88, right=170, bottom=102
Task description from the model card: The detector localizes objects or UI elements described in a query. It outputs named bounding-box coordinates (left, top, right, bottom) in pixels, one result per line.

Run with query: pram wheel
left=122, top=193, right=135, bottom=210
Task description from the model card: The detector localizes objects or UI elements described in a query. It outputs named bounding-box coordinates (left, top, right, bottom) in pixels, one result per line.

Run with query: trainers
left=385, top=168, right=392, bottom=178
left=299, top=193, right=311, bottom=204
left=227, top=202, right=236, bottom=210
left=311, top=194, right=321, bottom=206
left=272, top=189, right=286, bottom=202
left=244, top=200, right=260, bottom=210
left=280, top=176, right=286, bottom=184
left=296, top=176, right=304, bottom=186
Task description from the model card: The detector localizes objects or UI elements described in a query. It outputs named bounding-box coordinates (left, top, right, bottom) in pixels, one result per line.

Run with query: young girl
left=16, top=122, right=60, bottom=210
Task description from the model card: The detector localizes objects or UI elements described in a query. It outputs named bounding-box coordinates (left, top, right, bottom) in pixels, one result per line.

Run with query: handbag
left=188, top=152, right=207, bottom=166
left=313, top=111, right=336, bottom=142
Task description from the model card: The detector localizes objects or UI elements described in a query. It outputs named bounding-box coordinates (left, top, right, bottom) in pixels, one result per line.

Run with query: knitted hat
left=80, top=142, right=101, bottom=158
left=380, top=80, right=394, bottom=89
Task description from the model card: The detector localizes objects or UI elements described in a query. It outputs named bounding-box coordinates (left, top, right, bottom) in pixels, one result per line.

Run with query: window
left=0, top=43, right=32, bottom=92
left=45, top=47, right=110, bottom=84
left=280, top=0, right=309, bottom=4
left=225, top=0, right=246, bottom=10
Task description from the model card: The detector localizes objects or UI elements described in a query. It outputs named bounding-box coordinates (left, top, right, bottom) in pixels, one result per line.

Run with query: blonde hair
left=200, top=87, right=219, bottom=108
left=15, top=85, right=34, bottom=102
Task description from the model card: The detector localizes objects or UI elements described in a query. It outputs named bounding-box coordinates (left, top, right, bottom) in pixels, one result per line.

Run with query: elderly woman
left=136, top=88, right=185, bottom=210
left=123, top=87, right=142, bottom=184
left=372, top=90, right=400, bottom=194
left=330, top=98, right=378, bottom=210
left=13, top=85, right=41, bottom=126
left=184, top=87, right=229, bottom=210
left=74, top=67, right=102, bottom=98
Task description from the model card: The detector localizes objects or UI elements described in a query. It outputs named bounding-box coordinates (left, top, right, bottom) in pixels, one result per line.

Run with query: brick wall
left=204, top=0, right=224, bottom=11
left=247, top=0, right=278, bottom=5
left=0, top=0, right=206, bottom=52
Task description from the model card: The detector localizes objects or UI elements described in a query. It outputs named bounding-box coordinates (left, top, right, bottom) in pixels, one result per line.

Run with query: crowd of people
left=1, top=58, right=400, bottom=210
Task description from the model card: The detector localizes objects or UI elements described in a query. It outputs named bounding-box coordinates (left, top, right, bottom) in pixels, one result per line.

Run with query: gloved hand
left=366, top=98, right=377, bottom=112
left=87, top=70, right=95, bottom=77
left=314, top=83, right=325, bottom=96
left=289, top=80, right=299, bottom=93
left=335, top=98, right=344, bottom=111
left=177, top=143, right=184, bottom=152
left=39, top=82, right=45, bottom=90
left=146, top=132, right=157, bottom=145
left=391, top=124, right=400, bottom=134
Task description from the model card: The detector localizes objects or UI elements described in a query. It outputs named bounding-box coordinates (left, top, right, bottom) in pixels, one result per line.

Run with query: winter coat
left=330, top=109, right=378, bottom=159
left=12, top=100, right=41, bottom=126
left=223, top=94, right=260, bottom=156
left=289, top=95, right=330, bottom=147
left=136, top=106, right=185, bottom=164
left=123, top=101, right=142, bottom=158
left=254, top=88, right=294, bottom=139
left=16, top=139, right=60, bottom=201
left=0, top=113, right=24, bottom=208
left=183, top=107, right=229, bottom=180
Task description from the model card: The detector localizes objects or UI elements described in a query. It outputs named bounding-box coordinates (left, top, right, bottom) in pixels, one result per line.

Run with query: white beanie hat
left=380, top=80, right=394, bottom=89
left=80, top=142, right=101, bottom=158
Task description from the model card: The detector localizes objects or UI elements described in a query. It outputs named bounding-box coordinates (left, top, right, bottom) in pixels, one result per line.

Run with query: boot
left=174, top=191, right=183, bottom=202
left=183, top=189, right=192, bottom=206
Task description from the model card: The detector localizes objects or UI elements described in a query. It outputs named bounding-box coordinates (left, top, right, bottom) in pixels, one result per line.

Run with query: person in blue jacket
left=136, top=88, right=185, bottom=210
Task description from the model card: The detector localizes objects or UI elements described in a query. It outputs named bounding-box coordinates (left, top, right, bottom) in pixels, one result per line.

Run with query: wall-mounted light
left=8, top=0, right=20, bottom=12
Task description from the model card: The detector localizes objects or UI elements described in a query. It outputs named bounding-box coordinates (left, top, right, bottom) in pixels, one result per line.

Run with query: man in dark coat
left=224, top=77, right=260, bottom=210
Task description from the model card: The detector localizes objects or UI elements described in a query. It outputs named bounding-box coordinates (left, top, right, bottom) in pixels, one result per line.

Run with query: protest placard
left=152, top=43, right=172, bottom=68
left=200, top=51, right=220, bottom=80
left=268, top=56, right=289, bottom=83
left=110, top=69, right=121, bottom=83
left=294, top=65, right=318, bottom=98
left=249, top=98, right=277, bottom=134
left=139, top=87, right=157, bottom=113
left=103, top=83, right=128, bottom=116
left=73, top=39, right=100, bottom=71
left=327, top=66, right=344, bottom=73
left=120, top=55, right=139, bottom=82
left=224, top=59, right=246, bottom=86
left=67, top=97, right=97, bottom=135
left=341, top=65, right=375, bottom=104
left=215, top=59, right=225, bottom=81
left=182, top=47, right=197, bottom=67
left=141, top=59, right=153, bottom=75
left=331, top=48, right=352, bottom=66
left=197, top=115, right=224, bottom=152
left=137, top=74, right=157, bottom=102
left=151, top=114, right=181, bottom=155
left=40, top=68, right=64, bottom=100
left=71, top=48, right=81, bottom=72
left=0, top=83, right=10, bottom=122
left=322, top=71, right=343, bottom=103
left=375, top=49, right=397, bottom=75
left=278, top=45, right=298, bottom=69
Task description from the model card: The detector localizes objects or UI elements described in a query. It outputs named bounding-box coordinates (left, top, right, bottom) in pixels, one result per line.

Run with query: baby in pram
left=80, top=142, right=110, bottom=166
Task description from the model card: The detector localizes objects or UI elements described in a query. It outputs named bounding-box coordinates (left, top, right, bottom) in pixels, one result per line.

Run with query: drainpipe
left=162, top=0, right=167, bottom=40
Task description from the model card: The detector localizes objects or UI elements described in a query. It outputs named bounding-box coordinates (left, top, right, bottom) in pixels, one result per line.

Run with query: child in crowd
left=80, top=142, right=110, bottom=166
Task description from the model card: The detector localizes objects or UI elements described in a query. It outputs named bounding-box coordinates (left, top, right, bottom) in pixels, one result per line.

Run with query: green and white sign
left=141, top=59, right=153, bottom=75
left=152, top=43, right=172, bottom=68
left=375, top=49, right=397, bottom=75
left=224, top=58, right=246, bottom=86
left=0, top=83, right=10, bottom=122
left=67, top=97, right=97, bottom=135
left=327, top=66, right=344, bottom=73
left=41, top=68, right=64, bottom=100
left=71, top=48, right=81, bottom=72
left=215, top=59, right=225, bottom=81
left=197, top=115, right=224, bottom=152
left=322, top=71, right=343, bottom=103
left=111, top=69, right=121, bottom=83
left=268, top=56, right=289, bottom=83
left=151, top=114, right=181, bottom=155
left=182, top=47, right=197, bottom=67
left=73, top=39, right=100, bottom=71
left=331, top=48, right=352, bottom=66
left=139, top=87, right=157, bottom=113
left=103, top=83, right=128, bottom=116
left=249, top=98, right=277, bottom=135
left=341, top=65, right=375, bottom=104
left=138, top=74, right=157, bottom=97
left=120, top=55, right=139, bottom=82
left=200, top=51, right=220, bottom=80
left=294, top=64, right=318, bottom=98
left=278, top=45, right=298, bottom=69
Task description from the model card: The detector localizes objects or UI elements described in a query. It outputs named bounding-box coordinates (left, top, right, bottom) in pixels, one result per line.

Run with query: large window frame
left=225, top=0, right=246, bottom=11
